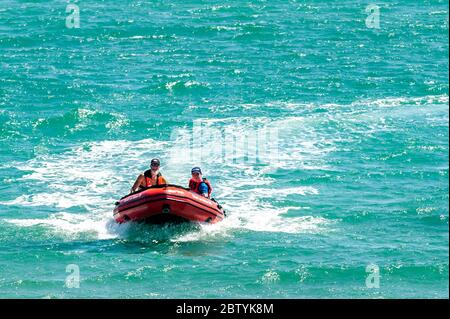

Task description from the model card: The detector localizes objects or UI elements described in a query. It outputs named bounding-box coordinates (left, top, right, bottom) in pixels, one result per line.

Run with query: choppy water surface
left=0, top=0, right=448, bottom=298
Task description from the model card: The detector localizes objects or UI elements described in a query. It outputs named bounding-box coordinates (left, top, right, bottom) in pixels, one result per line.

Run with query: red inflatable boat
left=113, top=185, right=225, bottom=224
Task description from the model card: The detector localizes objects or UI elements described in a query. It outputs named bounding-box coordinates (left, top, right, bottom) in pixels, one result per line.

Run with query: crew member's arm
left=160, top=176, right=168, bottom=184
left=130, top=174, right=145, bottom=193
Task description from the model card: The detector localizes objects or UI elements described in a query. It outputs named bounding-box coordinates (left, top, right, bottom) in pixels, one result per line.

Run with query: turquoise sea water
left=0, top=0, right=448, bottom=298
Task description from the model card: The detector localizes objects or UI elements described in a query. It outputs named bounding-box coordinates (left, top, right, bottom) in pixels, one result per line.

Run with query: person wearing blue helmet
left=188, top=167, right=212, bottom=198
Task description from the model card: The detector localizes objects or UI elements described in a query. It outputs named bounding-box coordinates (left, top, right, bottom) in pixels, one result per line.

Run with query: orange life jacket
left=189, top=177, right=212, bottom=197
left=144, top=170, right=166, bottom=187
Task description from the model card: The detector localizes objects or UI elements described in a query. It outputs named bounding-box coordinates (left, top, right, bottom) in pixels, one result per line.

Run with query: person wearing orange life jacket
left=130, top=158, right=168, bottom=193
left=188, top=167, right=212, bottom=198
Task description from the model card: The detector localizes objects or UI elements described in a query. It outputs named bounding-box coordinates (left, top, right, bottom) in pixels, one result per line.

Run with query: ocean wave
left=164, top=80, right=210, bottom=92
left=354, top=94, right=449, bottom=108
left=231, top=94, right=450, bottom=113
left=30, top=108, right=130, bottom=136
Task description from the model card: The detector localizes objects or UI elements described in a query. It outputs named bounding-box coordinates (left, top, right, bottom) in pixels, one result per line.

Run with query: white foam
left=5, top=212, right=116, bottom=240
left=245, top=186, right=319, bottom=197
left=355, top=94, right=449, bottom=108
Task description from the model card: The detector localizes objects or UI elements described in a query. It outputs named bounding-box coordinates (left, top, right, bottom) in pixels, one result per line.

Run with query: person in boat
left=188, top=167, right=212, bottom=198
left=130, top=158, right=167, bottom=193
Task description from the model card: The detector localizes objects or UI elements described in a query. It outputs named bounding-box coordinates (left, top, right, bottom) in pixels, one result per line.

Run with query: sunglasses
left=151, top=164, right=160, bottom=167
left=191, top=172, right=200, bottom=175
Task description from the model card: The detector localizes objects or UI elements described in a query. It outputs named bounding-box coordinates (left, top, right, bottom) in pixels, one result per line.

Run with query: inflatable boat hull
left=113, top=185, right=225, bottom=224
